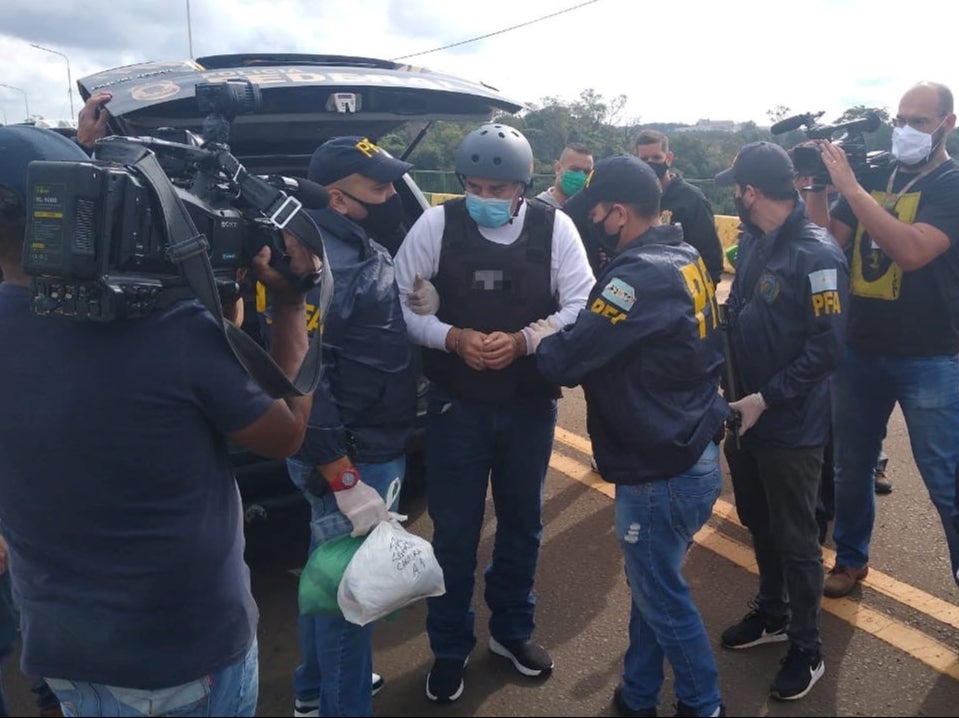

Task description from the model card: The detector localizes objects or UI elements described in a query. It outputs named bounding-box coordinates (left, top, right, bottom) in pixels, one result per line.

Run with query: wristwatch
left=328, top=466, right=360, bottom=492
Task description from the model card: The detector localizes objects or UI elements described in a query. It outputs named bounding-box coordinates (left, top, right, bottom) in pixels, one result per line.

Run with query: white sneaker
left=292, top=698, right=318, bottom=718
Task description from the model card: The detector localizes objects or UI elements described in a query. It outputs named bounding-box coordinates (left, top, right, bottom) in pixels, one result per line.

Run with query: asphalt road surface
left=3, top=278, right=959, bottom=716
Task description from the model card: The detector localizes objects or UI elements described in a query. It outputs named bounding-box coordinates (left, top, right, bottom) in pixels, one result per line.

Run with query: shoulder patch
left=808, top=268, right=838, bottom=293
left=601, top=277, right=636, bottom=312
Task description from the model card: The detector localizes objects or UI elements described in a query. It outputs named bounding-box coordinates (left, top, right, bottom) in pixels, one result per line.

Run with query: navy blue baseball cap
left=579, top=154, right=662, bottom=206
left=307, top=136, right=413, bottom=186
left=0, top=125, right=89, bottom=218
left=715, top=141, right=795, bottom=193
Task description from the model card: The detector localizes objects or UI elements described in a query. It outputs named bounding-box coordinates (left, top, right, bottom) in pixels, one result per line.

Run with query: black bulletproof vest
left=422, top=198, right=560, bottom=403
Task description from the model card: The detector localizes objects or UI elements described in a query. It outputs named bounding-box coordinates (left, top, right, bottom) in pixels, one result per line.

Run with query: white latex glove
left=407, top=273, right=440, bottom=315
left=728, top=392, right=767, bottom=436
left=521, top=318, right=559, bottom=354
left=334, top=480, right=390, bottom=537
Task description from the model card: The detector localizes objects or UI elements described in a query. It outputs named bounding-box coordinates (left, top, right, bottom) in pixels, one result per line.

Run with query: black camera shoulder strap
left=95, top=138, right=328, bottom=399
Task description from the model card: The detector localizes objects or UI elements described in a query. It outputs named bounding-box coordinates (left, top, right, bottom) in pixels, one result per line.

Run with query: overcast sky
left=0, top=0, right=952, bottom=129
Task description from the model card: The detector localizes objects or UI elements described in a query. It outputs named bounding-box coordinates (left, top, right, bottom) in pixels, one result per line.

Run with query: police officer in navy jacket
left=534, top=155, right=729, bottom=717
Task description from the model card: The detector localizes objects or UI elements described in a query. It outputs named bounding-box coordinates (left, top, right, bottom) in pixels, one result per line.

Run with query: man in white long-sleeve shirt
left=393, top=123, right=593, bottom=705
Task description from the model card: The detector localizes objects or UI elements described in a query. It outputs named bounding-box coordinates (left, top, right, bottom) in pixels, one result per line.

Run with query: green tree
left=766, top=105, right=792, bottom=123
left=380, top=92, right=925, bottom=216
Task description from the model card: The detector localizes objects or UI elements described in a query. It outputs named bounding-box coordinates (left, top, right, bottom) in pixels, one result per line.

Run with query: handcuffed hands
left=333, top=478, right=389, bottom=537
left=728, top=392, right=767, bottom=436
left=521, top=317, right=559, bottom=354
left=480, top=331, right=523, bottom=370
left=408, top=274, right=440, bottom=315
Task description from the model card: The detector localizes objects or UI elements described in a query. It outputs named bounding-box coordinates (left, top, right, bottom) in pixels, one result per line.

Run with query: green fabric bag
left=298, top=534, right=366, bottom=616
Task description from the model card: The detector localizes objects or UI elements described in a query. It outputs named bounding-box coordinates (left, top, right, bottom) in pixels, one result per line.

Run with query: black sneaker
left=612, top=685, right=657, bottom=717
left=770, top=645, right=824, bottom=700
left=674, top=701, right=726, bottom=717
left=489, top=637, right=553, bottom=677
left=720, top=603, right=789, bottom=649
left=294, top=673, right=384, bottom=716
left=425, top=656, right=468, bottom=703
left=673, top=701, right=726, bottom=718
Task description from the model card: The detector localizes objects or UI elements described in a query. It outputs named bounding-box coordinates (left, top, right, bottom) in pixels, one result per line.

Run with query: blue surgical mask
left=465, top=193, right=514, bottom=228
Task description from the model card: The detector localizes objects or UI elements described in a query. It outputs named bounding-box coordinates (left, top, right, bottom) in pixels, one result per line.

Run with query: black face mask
left=733, top=196, right=751, bottom=226
left=646, top=161, right=669, bottom=180
left=342, top=191, right=406, bottom=240
left=588, top=207, right=621, bottom=254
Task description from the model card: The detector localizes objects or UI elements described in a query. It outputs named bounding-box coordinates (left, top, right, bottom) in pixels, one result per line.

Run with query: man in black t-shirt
left=806, top=81, right=959, bottom=598
left=0, top=123, right=316, bottom=717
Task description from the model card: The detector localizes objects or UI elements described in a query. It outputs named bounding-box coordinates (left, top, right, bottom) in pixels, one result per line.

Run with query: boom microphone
left=832, top=112, right=882, bottom=134
left=805, top=111, right=883, bottom=140
left=770, top=111, right=824, bottom=135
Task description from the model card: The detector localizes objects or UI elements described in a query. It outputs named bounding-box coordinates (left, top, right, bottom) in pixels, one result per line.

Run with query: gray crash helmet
left=454, top=123, right=534, bottom=187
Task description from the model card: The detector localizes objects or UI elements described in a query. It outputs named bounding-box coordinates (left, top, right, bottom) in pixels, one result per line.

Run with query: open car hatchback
left=75, top=53, right=525, bottom=516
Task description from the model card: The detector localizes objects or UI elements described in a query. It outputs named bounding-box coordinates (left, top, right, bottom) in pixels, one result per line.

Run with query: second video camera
left=771, top=111, right=891, bottom=190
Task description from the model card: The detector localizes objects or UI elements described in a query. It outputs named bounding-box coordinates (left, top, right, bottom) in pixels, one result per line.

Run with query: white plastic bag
left=337, top=515, right=445, bottom=626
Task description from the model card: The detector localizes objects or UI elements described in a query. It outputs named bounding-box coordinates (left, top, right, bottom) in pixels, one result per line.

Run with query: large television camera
left=22, top=80, right=328, bottom=322
left=771, top=111, right=891, bottom=190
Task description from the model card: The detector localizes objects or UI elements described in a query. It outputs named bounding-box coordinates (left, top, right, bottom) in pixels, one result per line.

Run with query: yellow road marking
left=549, top=428, right=959, bottom=681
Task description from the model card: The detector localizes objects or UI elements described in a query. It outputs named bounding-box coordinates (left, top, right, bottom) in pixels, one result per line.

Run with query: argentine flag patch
left=808, top=268, right=838, bottom=294
left=601, top=278, right=636, bottom=312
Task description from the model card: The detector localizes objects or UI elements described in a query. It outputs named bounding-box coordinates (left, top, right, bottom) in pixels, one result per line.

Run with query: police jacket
left=725, top=199, right=848, bottom=447
left=261, top=208, right=417, bottom=465
left=537, top=224, right=729, bottom=484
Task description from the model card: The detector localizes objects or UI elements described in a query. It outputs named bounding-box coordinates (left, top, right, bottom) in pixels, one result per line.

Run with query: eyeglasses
left=891, top=115, right=945, bottom=131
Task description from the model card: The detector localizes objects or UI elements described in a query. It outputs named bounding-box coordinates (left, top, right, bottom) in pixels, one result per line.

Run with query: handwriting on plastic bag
left=390, top=533, right=428, bottom=577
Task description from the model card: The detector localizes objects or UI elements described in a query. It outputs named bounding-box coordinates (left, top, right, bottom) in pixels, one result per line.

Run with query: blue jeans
left=424, top=386, right=557, bottom=660
left=288, top=456, right=405, bottom=717
left=832, top=347, right=959, bottom=578
left=615, top=443, right=723, bottom=716
left=45, top=639, right=258, bottom=717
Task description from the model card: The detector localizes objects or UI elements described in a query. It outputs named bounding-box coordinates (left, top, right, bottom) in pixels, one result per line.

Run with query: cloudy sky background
left=0, top=0, right=952, bottom=128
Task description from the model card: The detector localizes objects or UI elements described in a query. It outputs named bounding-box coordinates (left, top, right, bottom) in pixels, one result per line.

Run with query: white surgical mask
left=892, top=119, right=944, bottom=166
